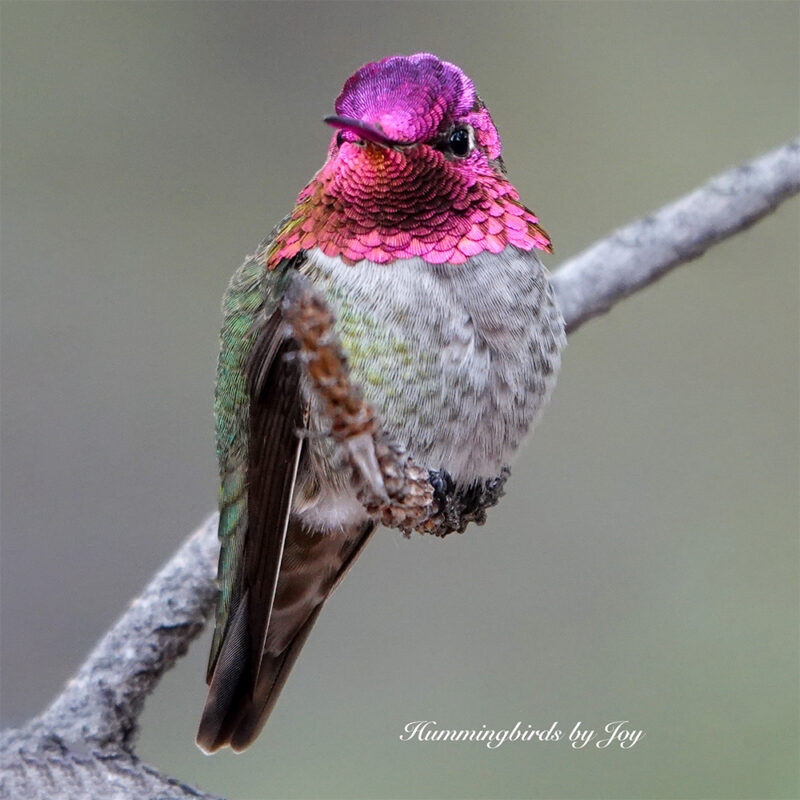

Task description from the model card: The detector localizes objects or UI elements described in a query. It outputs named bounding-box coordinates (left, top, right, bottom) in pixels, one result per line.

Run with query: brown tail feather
left=229, top=604, right=324, bottom=751
left=197, top=600, right=324, bottom=753
left=196, top=593, right=252, bottom=753
left=197, top=519, right=377, bottom=753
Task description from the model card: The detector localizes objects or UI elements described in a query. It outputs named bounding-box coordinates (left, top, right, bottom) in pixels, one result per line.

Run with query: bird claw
left=342, top=432, right=389, bottom=505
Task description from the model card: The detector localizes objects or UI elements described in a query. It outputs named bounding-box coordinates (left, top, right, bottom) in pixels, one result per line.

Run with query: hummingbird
left=197, top=52, right=565, bottom=753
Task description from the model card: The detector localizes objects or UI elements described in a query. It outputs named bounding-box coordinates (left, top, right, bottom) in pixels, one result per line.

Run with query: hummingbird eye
left=336, top=131, right=346, bottom=148
left=447, top=126, right=472, bottom=158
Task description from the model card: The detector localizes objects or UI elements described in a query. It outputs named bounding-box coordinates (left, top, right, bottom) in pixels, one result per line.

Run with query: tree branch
left=2, top=138, right=798, bottom=800
left=551, top=137, right=800, bottom=333
left=1, top=516, right=223, bottom=799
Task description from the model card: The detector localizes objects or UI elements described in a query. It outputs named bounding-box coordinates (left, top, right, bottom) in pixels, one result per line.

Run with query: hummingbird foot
left=421, top=466, right=511, bottom=537
left=346, top=433, right=435, bottom=532
left=342, top=432, right=389, bottom=505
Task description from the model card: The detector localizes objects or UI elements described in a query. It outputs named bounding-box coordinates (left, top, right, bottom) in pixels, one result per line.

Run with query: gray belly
left=300, top=247, right=565, bottom=490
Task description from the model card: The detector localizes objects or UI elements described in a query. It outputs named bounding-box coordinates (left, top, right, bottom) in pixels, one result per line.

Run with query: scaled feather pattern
left=267, top=53, right=550, bottom=269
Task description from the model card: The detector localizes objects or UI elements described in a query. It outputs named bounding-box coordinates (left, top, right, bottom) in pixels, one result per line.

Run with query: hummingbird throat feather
left=266, top=52, right=550, bottom=269
left=267, top=145, right=550, bottom=268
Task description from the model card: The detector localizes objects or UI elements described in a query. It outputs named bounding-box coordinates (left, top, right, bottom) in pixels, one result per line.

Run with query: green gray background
left=1, top=2, right=797, bottom=798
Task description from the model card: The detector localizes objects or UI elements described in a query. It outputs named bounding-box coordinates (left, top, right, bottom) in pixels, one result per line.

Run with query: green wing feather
left=207, top=237, right=296, bottom=679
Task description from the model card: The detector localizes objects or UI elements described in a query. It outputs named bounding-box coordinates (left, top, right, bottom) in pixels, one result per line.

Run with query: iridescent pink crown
left=268, top=53, right=550, bottom=268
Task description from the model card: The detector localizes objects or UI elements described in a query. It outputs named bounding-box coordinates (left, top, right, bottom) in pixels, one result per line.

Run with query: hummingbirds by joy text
left=197, top=52, right=565, bottom=753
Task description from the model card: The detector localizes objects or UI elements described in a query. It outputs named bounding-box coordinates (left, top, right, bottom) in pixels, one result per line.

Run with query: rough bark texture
left=550, top=137, right=800, bottom=332
left=0, top=517, right=223, bottom=800
left=1, top=138, right=798, bottom=800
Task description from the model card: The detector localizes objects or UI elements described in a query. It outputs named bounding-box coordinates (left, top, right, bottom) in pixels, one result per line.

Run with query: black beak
left=323, top=115, right=407, bottom=147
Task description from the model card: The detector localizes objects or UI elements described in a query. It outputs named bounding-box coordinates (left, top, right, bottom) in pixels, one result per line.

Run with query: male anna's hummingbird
left=197, top=53, right=565, bottom=753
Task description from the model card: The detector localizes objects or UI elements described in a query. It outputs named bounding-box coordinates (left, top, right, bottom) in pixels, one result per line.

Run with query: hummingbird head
left=267, top=53, right=550, bottom=268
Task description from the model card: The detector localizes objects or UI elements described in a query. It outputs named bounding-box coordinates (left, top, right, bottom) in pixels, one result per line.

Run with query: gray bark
left=551, top=137, right=800, bottom=332
left=1, top=518, right=222, bottom=799
left=2, top=138, right=798, bottom=800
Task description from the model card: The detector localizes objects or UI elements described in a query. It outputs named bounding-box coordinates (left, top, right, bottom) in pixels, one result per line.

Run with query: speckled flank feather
left=301, top=248, right=564, bottom=486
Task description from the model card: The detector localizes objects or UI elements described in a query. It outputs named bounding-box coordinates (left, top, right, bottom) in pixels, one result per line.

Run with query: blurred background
left=1, top=2, right=797, bottom=798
